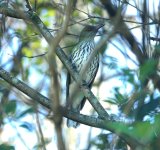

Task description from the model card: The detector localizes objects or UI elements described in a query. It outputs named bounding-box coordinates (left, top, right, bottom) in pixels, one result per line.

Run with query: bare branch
left=47, top=1, right=74, bottom=149
left=0, top=66, right=145, bottom=148
left=24, top=8, right=109, bottom=119
left=0, top=1, right=110, bottom=121
left=35, top=112, right=47, bottom=150
left=100, top=0, right=145, bottom=65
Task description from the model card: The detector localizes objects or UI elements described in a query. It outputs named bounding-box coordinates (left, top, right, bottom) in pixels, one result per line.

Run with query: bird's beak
left=95, top=23, right=105, bottom=30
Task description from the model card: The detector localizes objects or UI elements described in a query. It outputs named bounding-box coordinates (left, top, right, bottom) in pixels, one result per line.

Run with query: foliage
left=0, top=144, right=15, bottom=150
left=0, top=0, right=160, bottom=150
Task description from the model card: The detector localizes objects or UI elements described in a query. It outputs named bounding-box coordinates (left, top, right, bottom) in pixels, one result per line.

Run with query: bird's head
left=79, top=24, right=104, bottom=41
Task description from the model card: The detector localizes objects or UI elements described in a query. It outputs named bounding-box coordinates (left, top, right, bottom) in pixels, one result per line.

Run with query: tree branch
left=47, top=1, right=73, bottom=150
left=0, top=3, right=109, bottom=117
left=29, top=9, right=110, bottom=119
left=0, top=66, right=144, bottom=148
left=100, top=0, right=145, bottom=65
left=99, top=0, right=160, bottom=92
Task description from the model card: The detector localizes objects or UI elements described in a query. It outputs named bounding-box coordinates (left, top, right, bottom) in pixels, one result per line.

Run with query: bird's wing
left=66, top=69, right=71, bottom=106
left=89, top=57, right=99, bottom=87
left=66, top=63, right=86, bottom=110
left=80, top=59, right=99, bottom=110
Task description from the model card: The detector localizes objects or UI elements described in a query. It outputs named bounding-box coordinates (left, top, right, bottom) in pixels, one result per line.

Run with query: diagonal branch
left=0, top=6, right=109, bottom=119
left=100, top=0, right=145, bottom=65
left=0, top=66, right=144, bottom=148
left=27, top=11, right=109, bottom=119
left=100, top=0, right=160, bottom=91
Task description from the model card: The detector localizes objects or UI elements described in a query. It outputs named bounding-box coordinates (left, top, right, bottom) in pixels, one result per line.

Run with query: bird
left=66, top=24, right=104, bottom=128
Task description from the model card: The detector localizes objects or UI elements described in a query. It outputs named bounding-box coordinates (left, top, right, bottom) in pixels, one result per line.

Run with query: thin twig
left=8, top=52, right=47, bottom=58
left=35, top=112, right=47, bottom=150
left=0, top=5, right=110, bottom=123
left=0, top=67, right=145, bottom=148
left=47, top=1, right=73, bottom=150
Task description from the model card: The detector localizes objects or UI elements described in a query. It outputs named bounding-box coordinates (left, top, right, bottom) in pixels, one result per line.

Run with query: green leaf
left=92, top=7, right=103, bottom=16
left=121, top=68, right=135, bottom=84
left=107, top=118, right=160, bottom=144
left=103, top=98, right=118, bottom=104
left=73, top=11, right=79, bottom=17
left=0, top=144, right=15, bottom=150
left=113, top=87, right=128, bottom=104
left=154, top=44, right=160, bottom=55
left=16, top=107, right=34, bottom=119
left=4, top=100, right=17, bottom=115
left=22, top=47, right=33, bottom=56
left=139, top=59, right=158, bottom=83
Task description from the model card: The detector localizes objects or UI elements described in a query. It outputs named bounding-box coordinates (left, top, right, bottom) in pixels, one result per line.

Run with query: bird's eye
left=85, top=26, right=95, bottom=31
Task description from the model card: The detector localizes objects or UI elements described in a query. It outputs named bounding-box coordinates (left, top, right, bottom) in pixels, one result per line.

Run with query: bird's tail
left=66, top=106, right=81, bottom=128
left=66, top=88, right=85, bottom=128
left=67, top=119, right=79, bottom=128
